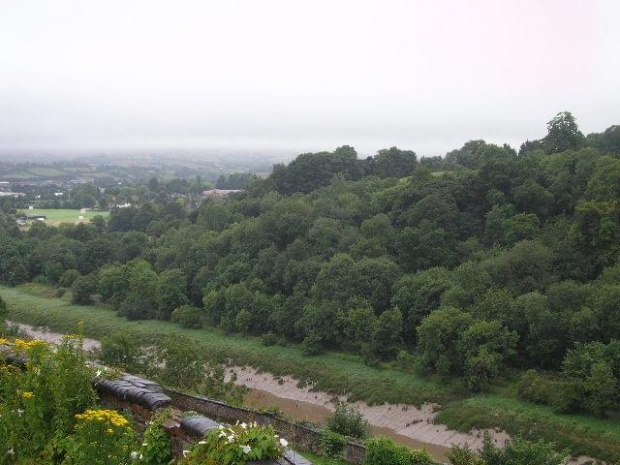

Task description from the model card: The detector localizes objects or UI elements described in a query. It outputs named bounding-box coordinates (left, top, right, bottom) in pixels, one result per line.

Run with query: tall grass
left=436, top=396, right=620, bottom=462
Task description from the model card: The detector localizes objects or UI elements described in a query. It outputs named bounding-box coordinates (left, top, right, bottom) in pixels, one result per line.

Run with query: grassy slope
left=2, top=284, right=619, bottom=462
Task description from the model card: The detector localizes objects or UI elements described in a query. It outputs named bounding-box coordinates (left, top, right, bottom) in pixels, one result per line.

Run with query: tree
left=121, top=261, right=158, bottom=320
left=458, top=320, right=519, bottom=391
left=417, top=307, right=473, bottom=377
left=0, top=295, right=7, bottom=322
left=585, top=361, right=617, bottom=417
left=342, top=302, right=376, bottom=353
left=587, top=125, right=620, bottom=155
left=352, top=257, right=402, bottom=312
left=373, top=147, right=417, bottom=178
left=543, top=111, right=586, bottom=154
left=391, top=268, right=451, bottom=344
left=156, top=268, right=189, bottom=319
left=370, top=307, right=404, bottom=359
left=71, top=274, right=98, bottom=305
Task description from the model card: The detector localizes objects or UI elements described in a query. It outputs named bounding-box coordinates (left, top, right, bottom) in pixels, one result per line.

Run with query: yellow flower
left=13, top=339, right=49, bottom=352
left=22, top=391, right=34, bottom=400
left=75, top=409, right=130, bottom=429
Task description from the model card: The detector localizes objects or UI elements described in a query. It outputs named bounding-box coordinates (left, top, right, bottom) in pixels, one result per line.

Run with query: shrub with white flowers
left=180, top=421, right=289, bottom=465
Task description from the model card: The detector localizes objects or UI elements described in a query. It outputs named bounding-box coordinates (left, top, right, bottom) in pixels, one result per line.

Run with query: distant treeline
left=2, top=112, right=620, bottom=417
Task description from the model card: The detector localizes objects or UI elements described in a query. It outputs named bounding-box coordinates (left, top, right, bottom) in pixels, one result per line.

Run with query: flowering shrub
left=0, top=336, right=100, bottom=463
left=181, top=422, right=288, bottom=465
left=62, top=409, right=136, bottom=465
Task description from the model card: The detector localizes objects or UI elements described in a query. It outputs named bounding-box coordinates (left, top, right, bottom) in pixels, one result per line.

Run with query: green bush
left=59, top=269, right=81, bottom=288
left=364, top=437, right=435, bottom=465
left=181, top=423, right=287, bottom=465
left=63, top=409, right=136, bottom=465
left=139, top=409, right=174, bottom=465
left=261, top=331, right=279, bottom=346
left=395, top=349, right=417, bottom=373
left=0, top=336, right=99, bottom=461
left=71, top=274, right=98, bottom=305
left=516, top=369, right=557, bottom=405
left=326, top=403, right=371, bottom=440
left=100, top=330, right=143, bottom=371
left=321, top=429, right=347, bottom=459
left=155, top=333, right=205, bottom=390
left=553, top=379, right=586, bottom=414
left=301, top=334, right=323, bottom=356
left=480, top=435, right=566, bottom=465
left=0, top=295, right=6, bottom=319
left=446, top=444, right=484, bottom=465
left=171, top=305, right=205, bottom=329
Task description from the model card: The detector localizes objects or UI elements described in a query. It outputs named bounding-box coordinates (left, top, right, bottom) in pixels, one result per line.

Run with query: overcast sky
left=0, top=0, right=618, bottom=158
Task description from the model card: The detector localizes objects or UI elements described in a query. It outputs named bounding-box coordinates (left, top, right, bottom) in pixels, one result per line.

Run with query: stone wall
left=165, top=388, right=367, bottom=464
left=97, top=374, right=312, bottom=465
left=1, top=345, right=312, bottom=465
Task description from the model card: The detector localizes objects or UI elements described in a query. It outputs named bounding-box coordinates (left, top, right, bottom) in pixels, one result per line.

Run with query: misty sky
left=1, top=0, right=619, bottom=158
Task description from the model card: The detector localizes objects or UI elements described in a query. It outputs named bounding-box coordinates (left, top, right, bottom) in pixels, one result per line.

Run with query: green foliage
left=0, top=336, right=99, bottom=463
left=446, top=444, right=484, bottom=465
left=71, top=274, right=97, bottom=305
left=154, top=333, right=205, bottom=390
left=156, top=268, right=188, bottom=319
left=5, top=285, right=620, bottom=461
left=584, top=361, right=617, bottom=418
left=543, top=111, right=586, bottom=154
left=417, top=307, right=473, bottom=378
left=261, top=331, right=279, bottom=346
left=480, top=434, right=566, bottom=465
left=516, top=370, right=557, bottom=405
left=180, top=423, right=287, bottom=465
left=364, top=437, right=435, bottom=465
left=301, top=333, right=324, bottom=356
left=62, top=409, right=136, bottom=465
left=201, top=363, right=247, bottom=405
left=139, top=409, right=174, bottom=465
left=458, top=321, right=518, bottom=391
left=7, top=116, right=620, bottom=459
left=59, top=269, right=81, bottom=288
left=171, top=305, right=205, bottom=329
left=100, top=330, right=143, bottom=371
left=326, top=403, right=371, bottom=440
left=321, top=429, right=347, bottom=459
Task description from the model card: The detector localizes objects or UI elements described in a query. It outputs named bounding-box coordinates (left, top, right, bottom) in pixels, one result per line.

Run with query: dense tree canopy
left=2, top=114, right=620, bottom=412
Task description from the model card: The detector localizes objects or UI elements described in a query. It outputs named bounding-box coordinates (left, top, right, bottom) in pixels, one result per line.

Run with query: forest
left=1, top=112, right=620, bottom=419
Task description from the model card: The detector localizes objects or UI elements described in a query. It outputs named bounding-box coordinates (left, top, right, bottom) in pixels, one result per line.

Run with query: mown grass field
left=18, top=209, right=110, bottom=225
left=2, top=284, right=620, bottom=462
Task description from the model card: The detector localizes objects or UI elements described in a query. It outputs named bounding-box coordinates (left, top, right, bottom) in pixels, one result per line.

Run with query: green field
left=1, top=284, right=619, bottom=462
left=19, top=209, right=109, bottom=225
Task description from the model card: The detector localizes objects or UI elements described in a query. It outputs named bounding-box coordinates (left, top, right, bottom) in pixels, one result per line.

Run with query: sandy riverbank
left=229, top=365, right=509, bottom=452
